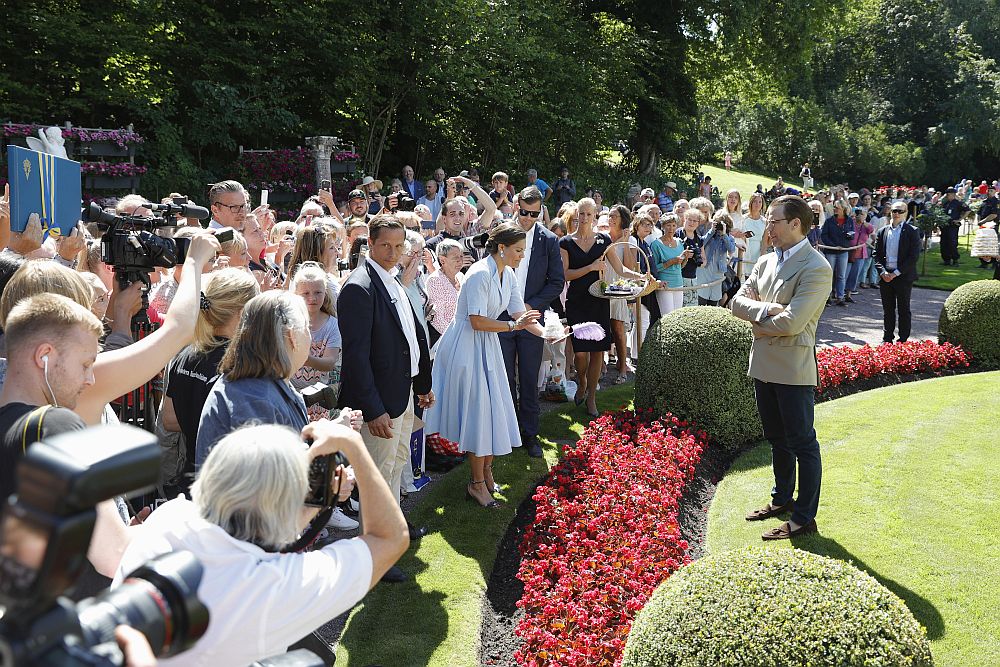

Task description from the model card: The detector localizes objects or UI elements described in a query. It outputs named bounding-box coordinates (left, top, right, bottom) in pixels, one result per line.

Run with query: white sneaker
left=326, top=508, right=359, bottom=531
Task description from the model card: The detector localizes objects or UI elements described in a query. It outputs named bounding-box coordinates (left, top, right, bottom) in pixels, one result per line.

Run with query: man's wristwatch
left=508, top=320, right=515, bottom=331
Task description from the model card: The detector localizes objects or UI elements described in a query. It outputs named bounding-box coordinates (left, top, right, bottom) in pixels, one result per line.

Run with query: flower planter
left=330, top=161, right=356, bottom=174
left=76, top=141, right=131, bottom=158
left=267, top=190, right=300, bottom=204
left=85, top=174, right=138, bottom=190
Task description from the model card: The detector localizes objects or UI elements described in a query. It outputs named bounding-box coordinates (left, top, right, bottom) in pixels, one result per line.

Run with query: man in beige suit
left=731, top=195, right=832, bottom=540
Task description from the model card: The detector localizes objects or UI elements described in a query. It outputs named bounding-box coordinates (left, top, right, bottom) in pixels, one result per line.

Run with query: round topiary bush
left=622, top=547, right=933, bottom=667
left=634, top=306, right=759, bottom=453
left=939, top=279, right=1000, bottom=369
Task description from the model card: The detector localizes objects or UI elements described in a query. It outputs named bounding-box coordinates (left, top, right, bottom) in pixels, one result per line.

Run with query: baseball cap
left=848, top=192, right=859, bottom=199
left=945, top=187, right=957, bottom=194
left=348, top=189, right=366, bottom=200
left=640, top=187, right=655, bottom=197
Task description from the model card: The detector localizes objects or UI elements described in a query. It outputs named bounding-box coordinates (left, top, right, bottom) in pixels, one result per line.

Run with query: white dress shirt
left=367, top=257, right=421, bottom=377
left=113, top=499, right=373, bottom=667
left=757, top=236, right=812, bottom=322
left=515, top=223, right=536, bottom=302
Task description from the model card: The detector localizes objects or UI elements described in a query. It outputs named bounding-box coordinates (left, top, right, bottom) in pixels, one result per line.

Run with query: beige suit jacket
left=730, top=244, right=833, bottom=386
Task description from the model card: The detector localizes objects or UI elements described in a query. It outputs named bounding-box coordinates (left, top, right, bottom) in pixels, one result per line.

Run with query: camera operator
left=425, top=175, right=497, bottom=269
left=113, top=421, right=409, bottom=667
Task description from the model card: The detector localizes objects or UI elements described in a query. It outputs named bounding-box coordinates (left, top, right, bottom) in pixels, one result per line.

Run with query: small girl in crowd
left=290, top=262, right=342, bottom=420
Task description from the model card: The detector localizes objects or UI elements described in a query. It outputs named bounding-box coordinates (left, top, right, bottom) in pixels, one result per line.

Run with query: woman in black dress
left=560, top=198, right=645, bottom=418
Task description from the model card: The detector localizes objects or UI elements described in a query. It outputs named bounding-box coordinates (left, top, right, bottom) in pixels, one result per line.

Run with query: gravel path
left=815, top=285, right=948, bottom=347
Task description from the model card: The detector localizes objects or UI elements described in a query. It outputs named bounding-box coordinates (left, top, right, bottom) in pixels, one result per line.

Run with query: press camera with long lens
left=0, top=425, right=209, bottom=666
left=80, top=200, right=209, bottom=291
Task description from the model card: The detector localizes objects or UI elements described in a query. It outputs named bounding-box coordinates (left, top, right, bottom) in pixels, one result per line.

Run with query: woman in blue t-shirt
left=648, top=213, right=687, bottom=317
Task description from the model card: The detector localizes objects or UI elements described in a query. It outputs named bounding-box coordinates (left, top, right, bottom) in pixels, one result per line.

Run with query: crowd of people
left=1, top=159, right=999, bottom=665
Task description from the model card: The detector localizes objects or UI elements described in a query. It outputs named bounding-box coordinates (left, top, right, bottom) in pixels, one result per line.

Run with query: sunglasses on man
left=519, top=208, right=541, bottom=218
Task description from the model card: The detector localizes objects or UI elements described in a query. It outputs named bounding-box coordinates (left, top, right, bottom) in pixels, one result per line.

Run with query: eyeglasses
left=891, top=209, right=906, bottom=214
left=764, top=217, right=790, bottom=225
left=215, top=202, right=248, bottom=213
left=519, top=208, right=542, bottom=218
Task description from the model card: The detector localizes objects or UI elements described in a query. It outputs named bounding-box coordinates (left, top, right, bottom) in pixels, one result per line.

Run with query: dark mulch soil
left=479, top=478, right=545, bottom=667
left=814, top=367, right=975, bottom=403
left=478, top=367, right=984, bottom=663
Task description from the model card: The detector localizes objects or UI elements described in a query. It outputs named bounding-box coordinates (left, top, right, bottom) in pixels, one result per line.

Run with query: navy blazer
left=402, top=178, right=425, bottom=201
left=337, top=261, right=432, bottom=421
left=873, top=222, right=922, bottom=283
left=502, top=222, right=565, bottom=318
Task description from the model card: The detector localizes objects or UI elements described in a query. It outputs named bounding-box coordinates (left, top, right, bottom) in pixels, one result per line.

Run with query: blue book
left=6, top=145, right=82, bottom=240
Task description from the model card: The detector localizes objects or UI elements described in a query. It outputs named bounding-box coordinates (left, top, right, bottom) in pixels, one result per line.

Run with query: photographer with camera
left=425, top=175, right=497, bottom=269
left=674, top=208, right=706, bottom=307
left=115, top=420, right=409, bottom=666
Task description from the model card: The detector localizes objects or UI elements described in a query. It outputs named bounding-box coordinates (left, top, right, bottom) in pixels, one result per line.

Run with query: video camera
left=0, top=425, right=209, bottom=666
left=81, top=200, right=210, bottom=291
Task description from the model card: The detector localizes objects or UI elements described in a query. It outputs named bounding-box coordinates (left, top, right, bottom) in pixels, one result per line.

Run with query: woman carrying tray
left=559, top=198, right=647, bottom=418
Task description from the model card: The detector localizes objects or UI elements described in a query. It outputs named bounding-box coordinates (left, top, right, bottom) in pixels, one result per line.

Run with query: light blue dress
left=425, top=256, right=525, bottom=456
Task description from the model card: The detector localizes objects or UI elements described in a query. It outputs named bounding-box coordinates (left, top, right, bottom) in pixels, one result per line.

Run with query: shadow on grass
left=790, top=533, right=945, bottom=640
left=724, top=439, right=773, bottom=476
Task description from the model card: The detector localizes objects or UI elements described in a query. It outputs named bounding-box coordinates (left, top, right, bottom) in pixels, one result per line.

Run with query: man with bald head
left=401, top=165, right=424, bottom=201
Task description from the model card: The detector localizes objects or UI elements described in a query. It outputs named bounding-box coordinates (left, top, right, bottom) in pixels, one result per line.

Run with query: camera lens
left=75, top=552, right=208, bottom=658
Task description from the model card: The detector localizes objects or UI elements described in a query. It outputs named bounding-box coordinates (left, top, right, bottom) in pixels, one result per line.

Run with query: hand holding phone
left=260, top=189, right=269, bottom=207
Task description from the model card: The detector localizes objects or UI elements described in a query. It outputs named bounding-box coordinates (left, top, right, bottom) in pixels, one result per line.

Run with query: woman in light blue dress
left=425, top=223, right=554, bottom=508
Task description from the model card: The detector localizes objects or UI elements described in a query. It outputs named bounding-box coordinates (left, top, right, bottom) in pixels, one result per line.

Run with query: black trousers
left=754, top=379, right=822, bottom=527
left=878, top=277, right=913, bottom=342
left=940, top=225, right=960, bottom=261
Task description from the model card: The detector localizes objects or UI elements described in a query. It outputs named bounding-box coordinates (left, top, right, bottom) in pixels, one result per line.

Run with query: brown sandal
left=761, top=520, right=818, bottom=541
left=745, top=502, right=793, bottom=522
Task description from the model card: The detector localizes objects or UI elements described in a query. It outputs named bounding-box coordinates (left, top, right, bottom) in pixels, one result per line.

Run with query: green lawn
left=913, top=240, right=993, bottom=291
left=700, top=164, right=813, bottom=200
left=335, top=382, right=636, bottom=667
left=707, top=372, right=1000, bottom=667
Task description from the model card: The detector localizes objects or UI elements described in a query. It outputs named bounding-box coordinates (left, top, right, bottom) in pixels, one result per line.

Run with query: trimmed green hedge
left=622, top=547, right=933, bottom=667
left=939, top=280, right=1000, bottom=370
left=634, top=306, right=759, bottom=453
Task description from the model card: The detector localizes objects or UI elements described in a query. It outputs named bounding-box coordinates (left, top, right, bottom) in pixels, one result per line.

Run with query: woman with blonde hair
left=688, top=196, right=715, bottom=235
left=560, top=198, right=646, bottom=418
left=160, top=268, right=260, bottom=491
left=723, top=189, right=744, bottom=229
left=285, top=221, right=344, bottom=303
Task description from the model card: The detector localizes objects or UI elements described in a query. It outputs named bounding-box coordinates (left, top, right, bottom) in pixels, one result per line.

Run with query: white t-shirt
left=515, top=223, right=537, bottom=302
left=113, top=499, right=373, bottom=667
left=738, top=216, right=767, bottom=265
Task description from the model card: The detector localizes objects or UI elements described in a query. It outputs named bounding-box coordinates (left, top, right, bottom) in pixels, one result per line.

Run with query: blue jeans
left=754, top=379, right=822, bottom=527
left=824, top=251, right=848, bottom=299
left=846, top=258, right=862, bottom=292
left=856, top=256, right=874, bottom=286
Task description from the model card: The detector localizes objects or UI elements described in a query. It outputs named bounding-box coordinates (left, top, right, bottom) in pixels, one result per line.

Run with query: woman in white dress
left=425, top=223, right=555, bottom=508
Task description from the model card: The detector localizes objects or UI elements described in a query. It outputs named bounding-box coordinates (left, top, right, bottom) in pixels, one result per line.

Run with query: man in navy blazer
left=873, top=203, right=922, bottom=343
left=339, top=215, right=433, bottom=580
left=401, top=165, right=425, bottom=201
left=499, top=186, right=566, bottom=457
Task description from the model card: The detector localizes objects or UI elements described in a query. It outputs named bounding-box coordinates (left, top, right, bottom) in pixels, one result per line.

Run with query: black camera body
left=304, top=449, right=349, bottom=509
left=389, top=191, right=416, bottom=213
left=0, top=425, right=209, bottom=666
left=81, top=201, right=208, bottom=292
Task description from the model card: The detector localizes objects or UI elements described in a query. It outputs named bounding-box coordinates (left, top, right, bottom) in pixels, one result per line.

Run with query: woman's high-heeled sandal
left=466, top=480, right=499, bottom=508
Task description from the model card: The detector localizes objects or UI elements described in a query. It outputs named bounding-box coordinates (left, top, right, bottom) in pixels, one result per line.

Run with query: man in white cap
left=658, top=182, right=677, bottom=213
left=638, top=187, right=656, bottom=207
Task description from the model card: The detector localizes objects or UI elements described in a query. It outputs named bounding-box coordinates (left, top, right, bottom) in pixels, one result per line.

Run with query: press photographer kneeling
left=114, top=420, right=409, bottom=667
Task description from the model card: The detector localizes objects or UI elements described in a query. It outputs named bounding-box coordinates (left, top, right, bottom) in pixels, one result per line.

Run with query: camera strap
left=280, top=506, right=334, bottom=553
left=20, top=405, right=52, bottom=453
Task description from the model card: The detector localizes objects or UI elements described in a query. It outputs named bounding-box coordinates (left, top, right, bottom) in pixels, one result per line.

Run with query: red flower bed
left=817, top=341, right=970, bottom=392
left=514, top=409, right=706, bottom=667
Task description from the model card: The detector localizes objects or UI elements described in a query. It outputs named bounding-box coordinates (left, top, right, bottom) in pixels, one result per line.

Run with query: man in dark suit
left=339, top=214, right=434, bottom=581
left=499, top=186, right=566, bottom=457
left=873, top=202, right=922, bottom=343
left=401, top=165, right=425, bottom=201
